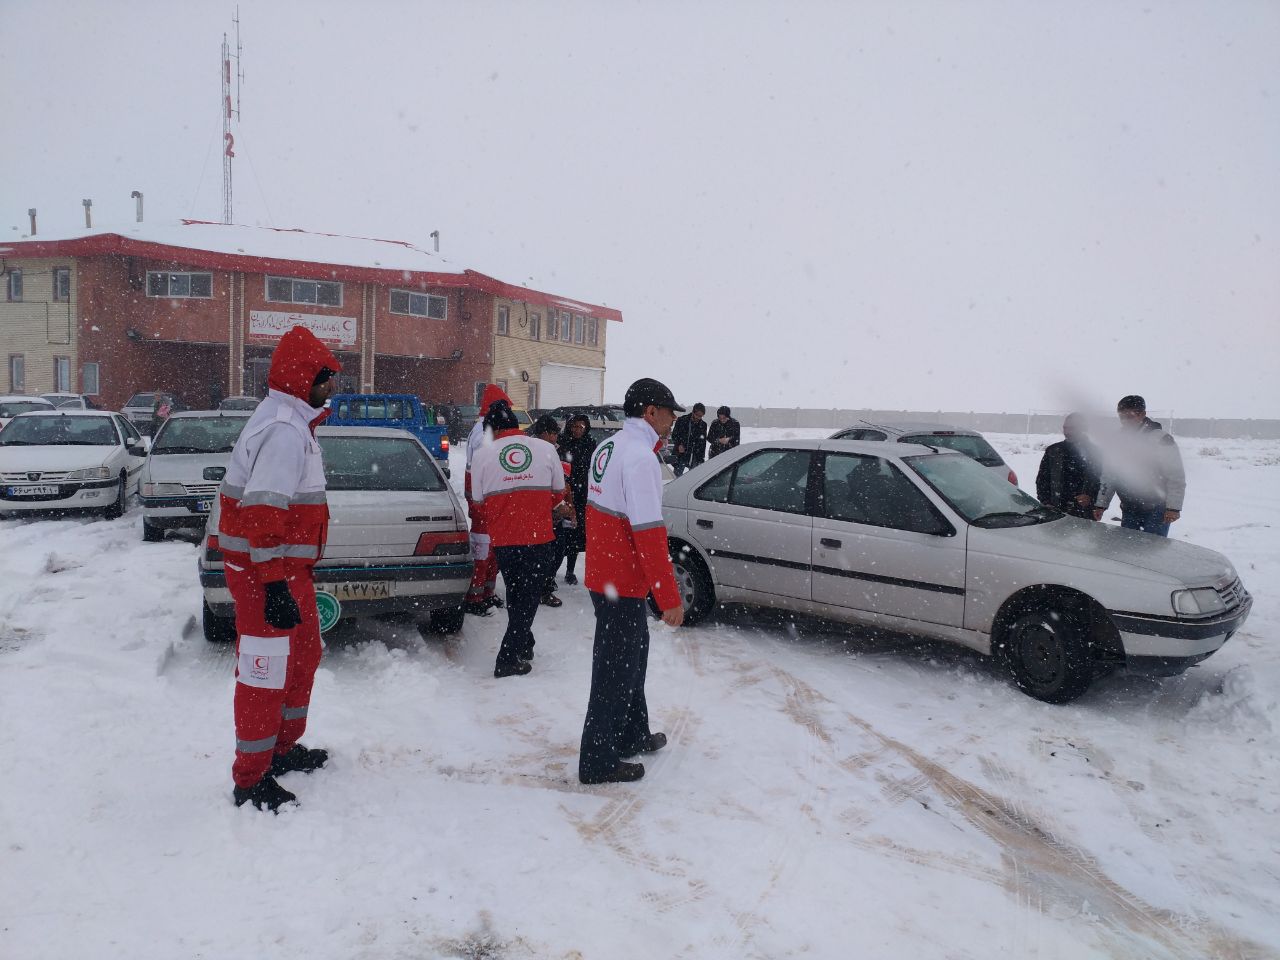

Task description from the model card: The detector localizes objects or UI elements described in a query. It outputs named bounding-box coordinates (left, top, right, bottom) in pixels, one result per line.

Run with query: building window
left=545, top=311, right=558, bottom=341
left=497, top=305, right=510, bottom=335
left=559, top=310, right=571, bottom=341
left=53, top=357, right=70, bottom=392
left=147, top=271, right=213, bottom=299
left=496, top=379, right=508, bottom=396
left=473, top=381, right=487, bottom=405
left=527, top=383, right=538, bottom=410
left=389, top=289, right=447, bottom=319
left=82, top=362, right=100, bottom=396
left=529, top=312, right=540, bottom=341
left=53, top=268, right=71, bottom=302
left=8, top=355, right=24, bottom=392
left=573, top=314, right=585, bottom=344
left=6, top=270, right=22, bottom=302
left=588, top=317, right=599, bottom=347
left=265, top=275, right=341, bottom=307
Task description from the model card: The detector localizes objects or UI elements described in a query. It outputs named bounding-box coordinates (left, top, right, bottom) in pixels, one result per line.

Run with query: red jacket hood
left=268, top=326, right=342, bottom=402
left=480, top=384, right=513, bottom=412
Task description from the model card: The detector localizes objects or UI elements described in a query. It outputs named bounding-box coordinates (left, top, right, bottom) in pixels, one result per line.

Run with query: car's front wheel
left=142, top=519, right=164, bottom=542
left=203, top=601, right=237, bottom=643
left=1001, top=603, right=1095, bottom=704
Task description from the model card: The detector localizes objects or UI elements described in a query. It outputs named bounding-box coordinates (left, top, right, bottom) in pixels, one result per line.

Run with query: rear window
left=151, top=417, right=248, bottom=454
left=317, top=436, right=446, bottom=492
left=125, top=393, right=156, bottom=407
left=219, top=398, right=259, bottom=411
left=900, top=433, right=1004, bottom=467
left=0, top=400, right=52, bottom=418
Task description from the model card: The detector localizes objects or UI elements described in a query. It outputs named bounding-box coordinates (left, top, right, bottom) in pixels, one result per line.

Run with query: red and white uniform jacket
left=585, top=418, right=681, bottom=611
left=470, top=430, right=565, bottom=548
left=463, top=384, right=515, bottom=535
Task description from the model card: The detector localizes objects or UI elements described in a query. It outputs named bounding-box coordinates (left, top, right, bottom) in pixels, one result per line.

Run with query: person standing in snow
left=556, top=414, right=596, bottom=585
left=670, top=402, right=708, bottom=476
left=463, top=385, right=513, bottom=616
left=578, top=378, right=685, bottom=785
left=706, top=405, right=741, bottom=458
left=217, top=325, right=340, bottom=812
left=1093, top=395, right=1186, bottom=536
left=1035, top=413, right=1102, bottom=519
left=530, top=414, right=568, bottom=608
left=470, top=399, right=572, bottom=677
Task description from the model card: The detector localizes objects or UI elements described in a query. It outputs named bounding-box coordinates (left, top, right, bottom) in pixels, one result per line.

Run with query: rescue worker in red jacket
left=470, top=398, right=571, bottom=677
left=578, top=378, right=685, bottom=784
left=463, top=384, right=513, bottom=615
left=216, top=325, right=340, bottom=812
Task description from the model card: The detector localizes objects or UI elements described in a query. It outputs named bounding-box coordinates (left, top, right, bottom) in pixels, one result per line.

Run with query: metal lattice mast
left=221, top=10, right=242, bottom=224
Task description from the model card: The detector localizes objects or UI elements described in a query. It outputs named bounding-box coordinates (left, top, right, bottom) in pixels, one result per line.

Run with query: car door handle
left=820, top=537, right=842, bottom=549
left=696, top=518, right=714, bottom=529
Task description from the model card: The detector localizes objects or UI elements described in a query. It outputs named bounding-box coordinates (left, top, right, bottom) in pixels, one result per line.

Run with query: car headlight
left=67, top=466, right=113, bottom=481
left=142, top=482, right=187, bottom=497
left=1171, top=588, right=1226, bottom=617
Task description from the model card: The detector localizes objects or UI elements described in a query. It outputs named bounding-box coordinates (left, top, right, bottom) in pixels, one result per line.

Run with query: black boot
left=464, top=601, right=492, bottom=616
left=233, top=775, right=297, bottom=812
left=271, top=744, right=328, bottom=776
left=579, top=761, right=645, bottom=785
left=486, top=595, right=505, bottom=610
left=493, top=659, right=532, bottom=678
left=622, top=732, right=667, bottom=757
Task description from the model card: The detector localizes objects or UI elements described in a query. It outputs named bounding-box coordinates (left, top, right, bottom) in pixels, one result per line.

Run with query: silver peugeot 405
left=659, top=439, right=1252, bottom=703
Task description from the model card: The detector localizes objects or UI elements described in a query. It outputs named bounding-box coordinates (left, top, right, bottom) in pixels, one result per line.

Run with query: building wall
left=490, top=297, right=609, bottom=408
left=0, top=257, right=78, bottom=394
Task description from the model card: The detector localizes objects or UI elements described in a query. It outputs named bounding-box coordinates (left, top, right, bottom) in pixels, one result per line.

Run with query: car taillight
left=440, top=436, right=450, bottom=452
left=204, top=534, right=223, bottom=563
left=415, top=531, right=469, bottom=556
left=1008, top=469, right=1019, bottom=486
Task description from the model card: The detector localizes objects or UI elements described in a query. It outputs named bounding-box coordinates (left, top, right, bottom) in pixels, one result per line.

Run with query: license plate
left=7, top=485, right=60, bottom=497
left=194, top=499, right=212, bottom=513
left=317, top=581, right=392, bottom=602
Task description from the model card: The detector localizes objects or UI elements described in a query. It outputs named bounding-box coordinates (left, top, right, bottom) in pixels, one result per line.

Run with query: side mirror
left=204, top=466, right=227, bottom=482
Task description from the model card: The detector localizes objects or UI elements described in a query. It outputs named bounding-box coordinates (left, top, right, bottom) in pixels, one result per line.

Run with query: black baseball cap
left=623, top=377, right=685, bottom=416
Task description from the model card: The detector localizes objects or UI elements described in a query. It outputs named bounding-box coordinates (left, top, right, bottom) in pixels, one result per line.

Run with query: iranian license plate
left=194, top=499, right=212, bottom=513
left=8, top=485, right=60, bottom=497
left=318, top=581, right=392, bottom=602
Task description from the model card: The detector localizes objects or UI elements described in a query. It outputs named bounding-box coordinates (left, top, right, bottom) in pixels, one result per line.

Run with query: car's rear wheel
left=203, top=601, right=237, bottom=643
left=103, top=474, right=128, bottom=520
left=648, top=543, right=715, bottom=625
left=142, top=519, right=164, bottom=542
left=426, top=605, right=466, bottom=635
left=1002, top=603, right=1094, bottom=704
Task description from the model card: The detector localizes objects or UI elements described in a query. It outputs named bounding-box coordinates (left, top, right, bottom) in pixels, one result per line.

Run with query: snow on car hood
left=0, top=445, right=115, bottom=472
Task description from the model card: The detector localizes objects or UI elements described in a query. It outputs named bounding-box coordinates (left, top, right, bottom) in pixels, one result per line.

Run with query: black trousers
left=579, top=592, right=653, bottom=779
left=494, top=541, right=557, bottom=667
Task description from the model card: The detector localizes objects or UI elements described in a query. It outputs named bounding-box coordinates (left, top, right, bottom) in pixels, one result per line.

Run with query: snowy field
left=1, top=430, right=1277, bottom=960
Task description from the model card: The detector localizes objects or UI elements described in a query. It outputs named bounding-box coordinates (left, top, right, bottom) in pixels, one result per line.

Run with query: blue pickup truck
left=326, top=394, right=451, bottom=476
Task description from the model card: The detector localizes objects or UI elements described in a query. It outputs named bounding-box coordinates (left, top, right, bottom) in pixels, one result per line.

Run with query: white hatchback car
left=0, top=410, right=148, bottom=518
left=0, top=395, right=55, bottom=429
left=139, top=410, right=252, bottom=540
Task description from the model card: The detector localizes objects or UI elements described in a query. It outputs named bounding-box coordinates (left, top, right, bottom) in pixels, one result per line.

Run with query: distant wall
left=725, top=407, right=1280, bottom=440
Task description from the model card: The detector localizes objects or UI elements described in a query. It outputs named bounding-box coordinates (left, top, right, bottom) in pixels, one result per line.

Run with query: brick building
left=0, top=220, right=621, bottom=411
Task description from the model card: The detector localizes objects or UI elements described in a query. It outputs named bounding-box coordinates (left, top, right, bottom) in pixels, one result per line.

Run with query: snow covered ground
left=1, top=431, right=1276, bottom=960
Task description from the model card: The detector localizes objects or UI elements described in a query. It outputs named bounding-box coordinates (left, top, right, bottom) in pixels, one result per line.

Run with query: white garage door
left=540, top=363, right=605, bottom=406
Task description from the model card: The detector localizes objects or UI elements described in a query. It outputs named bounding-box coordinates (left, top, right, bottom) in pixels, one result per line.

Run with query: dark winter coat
left=671, top=413, right=708, bottom=468
left=706, top=416, right=741, bottom=458
left=1036, top=440, right=1102, bottom=519
left=557, top=430, right=597, bottom=553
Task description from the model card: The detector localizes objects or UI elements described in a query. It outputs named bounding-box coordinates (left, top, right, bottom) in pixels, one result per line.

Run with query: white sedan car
left=0, top=410, right=148, bottom=518
left=0, top=395, right=55, bottom=428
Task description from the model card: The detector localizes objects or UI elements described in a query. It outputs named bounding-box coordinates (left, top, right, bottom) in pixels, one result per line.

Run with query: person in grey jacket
left=1093, top=395, right=1185, bottom=537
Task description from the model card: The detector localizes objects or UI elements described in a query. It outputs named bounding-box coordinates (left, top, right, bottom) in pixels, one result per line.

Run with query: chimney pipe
left=82, top=199, right=93, bottom=228
left=131, top=191, right=144, bottom=223
left=27, top=208, right=36, bottom=235
left=430, top=230, right=440, bottom=253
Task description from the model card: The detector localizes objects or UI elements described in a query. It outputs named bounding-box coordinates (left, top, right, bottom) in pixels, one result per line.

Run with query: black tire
left=1001, top=603, right=1095, bottom=704
left=142, top=519, right=165, bottom=542
left=203, top=601, right=237, bottom=643
left=103, top=475, right=128, bottom=520
left=426, top=605, right=466, bottom=635
left=648, top=543, right=715, bottom=625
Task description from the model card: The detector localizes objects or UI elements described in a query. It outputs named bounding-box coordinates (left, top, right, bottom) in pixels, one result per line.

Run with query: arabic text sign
left=248, top=311, right=358, bottom=348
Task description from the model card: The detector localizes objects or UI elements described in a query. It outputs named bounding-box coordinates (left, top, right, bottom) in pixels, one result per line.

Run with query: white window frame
left=389, top=288, right=447, bottom=320
left=264, top=275, right=342, bottom=307
left=53, top=357, right=71, bottom=392
left=496, top=379, right=508, bottom=394
left=82, top=362, right=100, bottom=396
left=527, top=383, right=538, bottom=410
left=147, top=271, right=213, bottom=299
left=8, top=354, right=24, bottom=392
left=529, top=312, right=541, bottom=341
left=573, top=314, right=585, bottom=344
left=587, top=317, right=599, bottom=347
left=497, top=305, right=510, bottom=335
left=6, top=269, right=22, bottom=302
left=53, top=267, right=71, bottom=302
left=559, top=310, right=571, bottom=341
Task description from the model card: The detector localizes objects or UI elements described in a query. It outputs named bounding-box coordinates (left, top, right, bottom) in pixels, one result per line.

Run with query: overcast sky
left=3, top=0, right=1277, bottom=417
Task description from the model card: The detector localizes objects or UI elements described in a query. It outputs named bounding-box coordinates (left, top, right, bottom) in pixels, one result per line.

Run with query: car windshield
left=317, top=436, right=446, bottom=492
left=908, top=453, right=1058, bottom=528
left=152, top=417, right=248, bottom=454
left=125, top=393, right=157, bottom=407
left=219, top=398, right=259, bottom=411
left=900, top=433, right=1005, bottom=467
left=0, top=416, right=118, bottom=447
left=0, top=400, right=52, bottom=418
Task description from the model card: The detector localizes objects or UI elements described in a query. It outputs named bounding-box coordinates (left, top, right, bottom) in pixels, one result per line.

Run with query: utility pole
left=221, top=8, right=243, bottom=224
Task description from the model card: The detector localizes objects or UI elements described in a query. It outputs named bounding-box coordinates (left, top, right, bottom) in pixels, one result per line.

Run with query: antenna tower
left=221, top=9, right=244, bottom=224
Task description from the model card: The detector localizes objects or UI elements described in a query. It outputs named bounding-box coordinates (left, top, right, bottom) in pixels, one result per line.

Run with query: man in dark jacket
left=670, top=403, right=708, bottom=476
left=557, top=415, right=596, bottom=585
left=1035, top=413, right=1101, bottom=519
left=706, top=406, right=741, bottom=458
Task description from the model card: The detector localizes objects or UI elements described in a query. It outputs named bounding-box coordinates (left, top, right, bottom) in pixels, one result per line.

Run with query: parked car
left=198, top=426, right=472, bottom=642
left=658, top=438, right=1251, bottom=703
left=139, top=411, right=252, bottom=541
left=40, top=392, right=101, bottom=410
left=0, top=410, right=147, bottom=519
left=0, top=395, right=56, bottom=428
left=448, top=404, right=481, bottom=444
left=217, top=395, right=261, bottom=412
left=545, top=404, right=626, bottom=437
left=830, top=420, right=1018, bottom=486
left=121, top=391, right=189, bottom=435
left=327, top=394, right=451, bottom=476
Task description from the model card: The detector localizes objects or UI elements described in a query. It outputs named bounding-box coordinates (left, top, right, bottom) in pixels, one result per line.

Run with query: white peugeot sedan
left=198, top=426, right=473, bottom=642
left=659, top=438, right=1251, bottom=703
left=139, top=410, right=252, bottom=541
left=0, top=410, right=148, bottom=519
